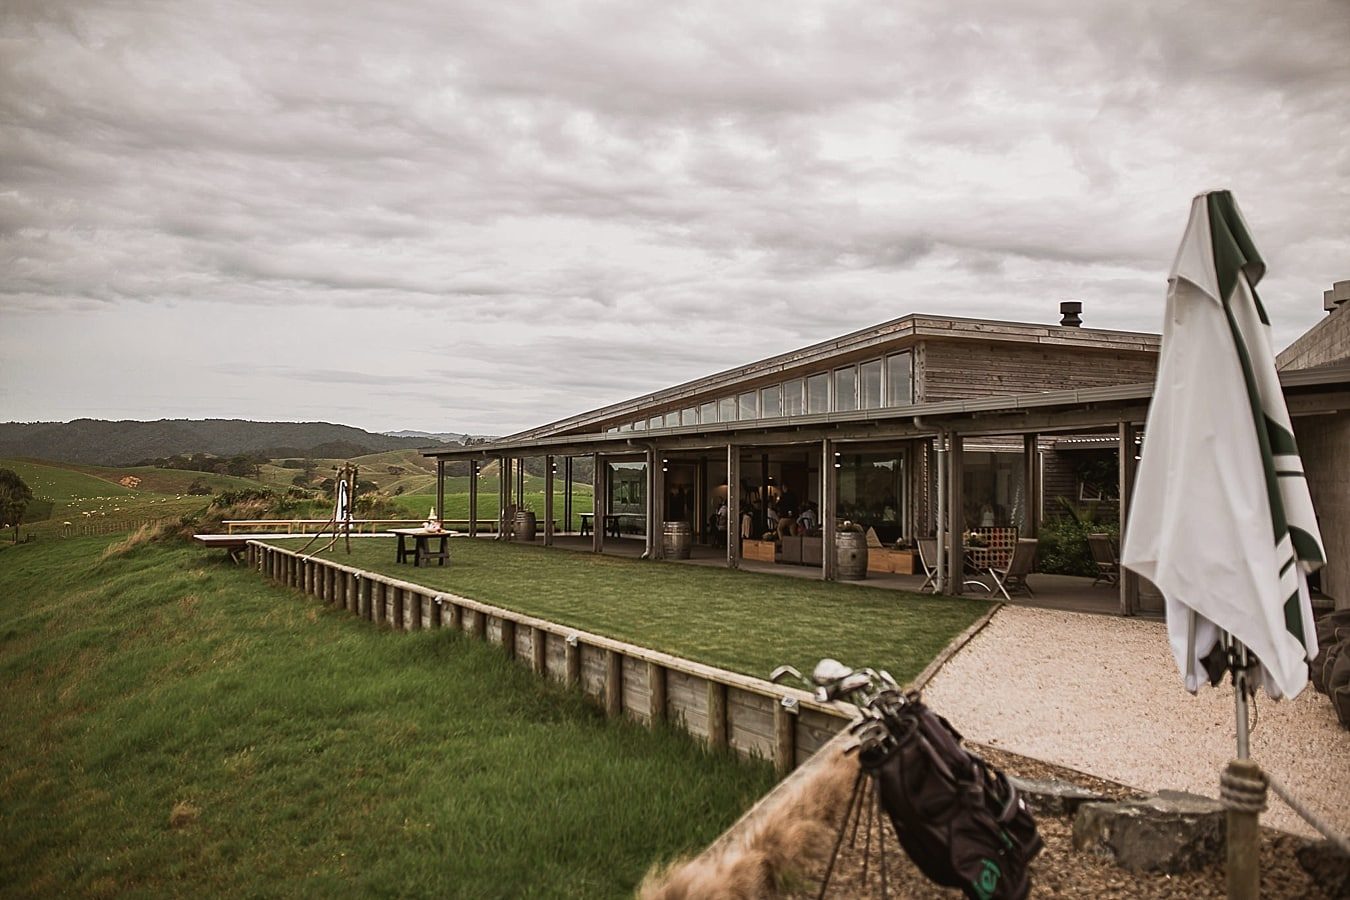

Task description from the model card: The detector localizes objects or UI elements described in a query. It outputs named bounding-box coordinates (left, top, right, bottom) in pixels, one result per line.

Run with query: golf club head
left=811, top=658, right=853, bottom=687
left=769, top=664, right=802, bottom=685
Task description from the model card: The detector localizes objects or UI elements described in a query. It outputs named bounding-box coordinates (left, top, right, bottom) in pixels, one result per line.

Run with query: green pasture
left=0, top=536, right=775, bottom=898
left=267, top=537, right=989, bottom=684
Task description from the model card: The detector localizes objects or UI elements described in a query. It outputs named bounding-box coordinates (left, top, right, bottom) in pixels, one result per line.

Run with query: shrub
left=1037, top=500, right=1118, bottom=577
left=210, top=488, right=275, bottom=509
left=186, top=478, right=213, bottom=496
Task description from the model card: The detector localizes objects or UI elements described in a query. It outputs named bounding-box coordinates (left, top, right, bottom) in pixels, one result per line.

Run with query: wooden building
left=425, top=306, right=1349, bottom=612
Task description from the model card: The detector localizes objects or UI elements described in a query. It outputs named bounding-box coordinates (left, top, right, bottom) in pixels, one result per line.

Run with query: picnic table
left=390, top=528, right=454, bottom=567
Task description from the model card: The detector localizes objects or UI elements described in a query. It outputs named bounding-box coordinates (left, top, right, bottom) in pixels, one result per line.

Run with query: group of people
left=710, top=485, right=819, bottom=547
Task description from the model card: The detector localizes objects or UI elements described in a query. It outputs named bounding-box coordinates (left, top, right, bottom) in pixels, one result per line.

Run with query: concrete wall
left=1294, top=411, right=1350, bottom=609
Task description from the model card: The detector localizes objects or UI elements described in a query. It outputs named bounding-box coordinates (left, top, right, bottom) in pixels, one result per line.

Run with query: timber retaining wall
left=246, top=540, right=850, bottom=774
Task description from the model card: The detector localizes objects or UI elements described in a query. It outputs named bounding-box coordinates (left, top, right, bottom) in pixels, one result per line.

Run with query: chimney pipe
left=1059, top=301, right=1083, bottom=327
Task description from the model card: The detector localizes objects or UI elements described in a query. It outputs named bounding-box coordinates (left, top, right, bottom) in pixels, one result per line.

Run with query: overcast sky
left=3, top=1, right=1348, bottom=436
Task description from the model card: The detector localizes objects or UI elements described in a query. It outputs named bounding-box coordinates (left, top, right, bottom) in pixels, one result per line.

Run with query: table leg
left=396, top=533, right=406, bottom=564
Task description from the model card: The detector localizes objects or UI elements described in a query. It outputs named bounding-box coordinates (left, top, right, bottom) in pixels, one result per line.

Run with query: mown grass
left=276, top=537, right=992, bottom=684
left=0, top=537, right=776, bottom=898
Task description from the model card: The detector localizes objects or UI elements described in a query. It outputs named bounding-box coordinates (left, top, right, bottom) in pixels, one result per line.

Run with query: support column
left=516, top=458, right=525, bottom=513
left=436, top=459, right=445, bottom=525
left=592, top=454, right=605, bottom=554
left=695, top=456, right=707, bottom=543
left=468, top=460, right=479, bottom=537
left=822, top=439, right=837, bottom=581
left=726, top=444, right=740, bottom=569
left=564, top=457, right=573, bottom=533
left=498, top=456, right=508, bottom=540
left=649, top=448, right=666, bottom=560
left=1023, top=433, right=1041, bottom=538
left=543, top=455, right=555, bottom=547
left=947, top=432, right=965, bottom=595
left=1119, top=421, right=1141, bottom=616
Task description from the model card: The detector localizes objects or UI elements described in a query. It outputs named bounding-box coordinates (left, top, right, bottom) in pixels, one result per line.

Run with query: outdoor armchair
left=1087, top=532, right=1120, bottom=587
left=988, top=538, right=1039, bottom=602
left=916, top=537, right=938, bottom=593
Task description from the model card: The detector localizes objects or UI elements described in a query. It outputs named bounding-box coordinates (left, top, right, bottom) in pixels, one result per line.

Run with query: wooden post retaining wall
left=247, top=541, right=852, bottom=774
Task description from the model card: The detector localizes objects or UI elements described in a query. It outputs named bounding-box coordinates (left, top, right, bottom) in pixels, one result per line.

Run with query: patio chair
left=917, top=538, right=939, bottom=593
left=988, top=538, right=1039, bottom=602
left=1087, top=533, right=1119, bottom=587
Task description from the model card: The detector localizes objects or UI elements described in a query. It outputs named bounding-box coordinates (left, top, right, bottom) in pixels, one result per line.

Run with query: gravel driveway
left=922, top=605, right=1349, bottom=839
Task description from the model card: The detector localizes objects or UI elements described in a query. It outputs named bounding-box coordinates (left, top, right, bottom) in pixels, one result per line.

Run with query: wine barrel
left=514, top=510, right=537, bottom=542
left=835, top=531, right=868, bottom=580
left=662, top=521, right=692, bottom=559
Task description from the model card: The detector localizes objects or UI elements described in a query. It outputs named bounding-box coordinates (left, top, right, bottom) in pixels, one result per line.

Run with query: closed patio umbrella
left=1122, top=190, right=1326, bottom=896
left=1123, top=189, right=1324, bottom=703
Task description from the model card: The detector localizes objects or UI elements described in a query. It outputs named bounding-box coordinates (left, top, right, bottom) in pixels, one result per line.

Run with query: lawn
left=266, top=537, right=992, bottom=684
left=0, top=536, right=776, bottom=898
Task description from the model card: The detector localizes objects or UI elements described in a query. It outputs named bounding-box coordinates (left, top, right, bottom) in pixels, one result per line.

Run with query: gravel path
left=921, top=605, right=1350, bottom=840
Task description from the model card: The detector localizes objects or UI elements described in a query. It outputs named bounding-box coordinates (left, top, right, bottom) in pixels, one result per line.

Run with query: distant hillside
left=383, top=430, right=497, bottom=444
left=0, top=419, right=437, bottom=466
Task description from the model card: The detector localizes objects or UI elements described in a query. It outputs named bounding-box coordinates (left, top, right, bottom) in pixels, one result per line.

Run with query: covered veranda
left=424, top=366, right=1349, bottom=618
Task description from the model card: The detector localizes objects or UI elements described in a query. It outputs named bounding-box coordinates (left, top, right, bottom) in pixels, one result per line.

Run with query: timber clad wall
left=1293, top=412, right=1350, bottom=608
left=918, top=341, right=1159, bottom=403
left=246, top=541, right=851, bottom=773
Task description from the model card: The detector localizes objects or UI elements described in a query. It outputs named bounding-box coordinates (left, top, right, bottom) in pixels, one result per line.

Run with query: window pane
left=700, top=401, right=718, bottom=423
left=834, top=366, right=858, bottom=412
left=619, top=422, right=632, bottom=432
left=760, top=385, right=782, bottom=418
left=664, top=411, right=680, bottom=428
left=719, top=397, right=737, bottom=422
left=738, top=391, right=757, bottom=420
left=886, top=352, right=913, bottom=406
left=648, top=416, right=662, bottom=430
left=860, top=359, right=882, bottom=409
left=806, top=373, right=829, bottom=414
left=681, top=407, right=696, bottom=425
left=633, top=419, right=646, bottom=431
left=784, top=379, right=804, bottom=415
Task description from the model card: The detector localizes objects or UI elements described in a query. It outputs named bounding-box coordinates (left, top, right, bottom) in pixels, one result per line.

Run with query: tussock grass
left=0, top=537, right=775, bottom=898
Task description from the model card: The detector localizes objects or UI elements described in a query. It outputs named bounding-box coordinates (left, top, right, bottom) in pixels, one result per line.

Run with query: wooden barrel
left=835, top=531, right=868, bottom=580
left=662, top=521, right=692, bottom=559
left=514, top=510, right=537, bottom=542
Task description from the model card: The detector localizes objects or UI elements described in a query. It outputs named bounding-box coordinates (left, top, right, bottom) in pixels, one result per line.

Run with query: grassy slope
left=280, top=538, right=991, bottom=684
left=0, top=537, right=774, bottom=899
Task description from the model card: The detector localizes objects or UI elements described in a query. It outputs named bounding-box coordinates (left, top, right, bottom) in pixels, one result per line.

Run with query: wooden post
left=500, top=619, right=516, bottom=658
left=707, top=681, right=728, bottom=749
left=648, top=662, right=667, bottom=726
left=391, top=587, right=404, bottom=630
left=564, top=457, right=573, bottom=533
left=469, top=460, right=479, bottom=538
left=358, top=577, right=371, bottom=619
left=1225, top=758, right=1262, bottom=900
left=650, top=448, right=665, bottom=560
left=498, top=456, right=508, bottom=540
left=592, top=454, right=605, bottom=554
left=430, top=594, right=443, bottom=629
left=726, top=444, right=740, bottom=570
left=1119, top=421, right=1141, bottom=616
left=543, top=455, right=555, bottom=548
left=436, top=459, right=445, bottom=528
left=407, top=591, right=421, bottom=631
left=948, top=432, right=965, bottom=595
left=774, top=700, right=796, bottom=777
left=565, top=638, right=581, bottom=686
left=605, top=650, right=623, bottom=717
left=447, top=601, right=462, bottom=632
left=823, top=438, right=837, bottom=581
left=532, top=626, right=548, bottom=674
left=1023, top=433, right=1041, bottom=538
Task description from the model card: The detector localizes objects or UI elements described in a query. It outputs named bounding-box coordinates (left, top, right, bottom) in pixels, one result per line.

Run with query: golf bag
left=854, top=692, right=1042, bottom=900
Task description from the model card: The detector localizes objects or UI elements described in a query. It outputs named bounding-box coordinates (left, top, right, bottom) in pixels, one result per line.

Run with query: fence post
left=605, top=650, right=623, bottom=717
left=648, top=662, right=667, bottom=727
left=532, top=627, right=548, bottom=675
left=447, top=601, right=462, bottom=632
left=707, top=681, right=728, bottom=750
left=406, top=591, right=421, bottom=631
left=500, top=619, right=516, bottom=658
left=774, top=700, right=796, bottom=777
left=372, top=582, right=385, bottom=625
left=358, top=577, right=371, bottom=619
left=565, top=638, right=581, bottom=686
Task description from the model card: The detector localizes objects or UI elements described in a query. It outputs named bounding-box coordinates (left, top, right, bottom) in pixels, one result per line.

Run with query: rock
left=1297, top=840, right=1350, bottom=898
left=1008, top=776, right=1111, bottom=816
left=1072, top=792, right=1225, bottom=874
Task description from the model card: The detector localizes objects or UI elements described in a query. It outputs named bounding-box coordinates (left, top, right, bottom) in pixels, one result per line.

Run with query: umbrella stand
left=1221, top=635, right=1268, bottom=900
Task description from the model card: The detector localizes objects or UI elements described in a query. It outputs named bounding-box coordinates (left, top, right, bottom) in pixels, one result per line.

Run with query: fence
left=225, top=518, right=500, bottom=535
left=247, top=540, right=850, bottom=775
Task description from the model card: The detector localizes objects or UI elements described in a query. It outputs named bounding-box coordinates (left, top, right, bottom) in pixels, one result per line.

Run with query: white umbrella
left=1122, top=189, right=1325, bottom=711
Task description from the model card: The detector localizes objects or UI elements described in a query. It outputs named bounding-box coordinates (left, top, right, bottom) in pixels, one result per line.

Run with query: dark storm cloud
left=1, top=0, right=1347, bottom=432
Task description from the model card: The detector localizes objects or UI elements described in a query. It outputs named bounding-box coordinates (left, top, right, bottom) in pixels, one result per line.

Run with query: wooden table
left=390, top=528, right=452, bottom=567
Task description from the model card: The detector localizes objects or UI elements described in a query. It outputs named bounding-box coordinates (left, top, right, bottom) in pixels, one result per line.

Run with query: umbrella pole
left=1224, top=637, right=1264, bottom=900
